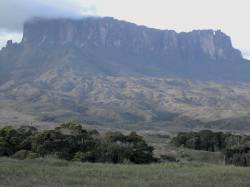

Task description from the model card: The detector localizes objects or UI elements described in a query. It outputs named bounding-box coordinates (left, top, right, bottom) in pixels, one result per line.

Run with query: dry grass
left=0, top=157, right=250, bottom=187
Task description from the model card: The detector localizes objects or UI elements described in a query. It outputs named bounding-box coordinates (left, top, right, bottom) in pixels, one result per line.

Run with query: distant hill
left=1, top=17, right=250, bottom=129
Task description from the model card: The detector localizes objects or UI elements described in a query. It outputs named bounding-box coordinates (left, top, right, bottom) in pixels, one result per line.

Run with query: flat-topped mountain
left=22, top=17, right=241, bottom=61
left=1, top=17, right=249, bottom=82
left=1, top=17, right=250, bottom=129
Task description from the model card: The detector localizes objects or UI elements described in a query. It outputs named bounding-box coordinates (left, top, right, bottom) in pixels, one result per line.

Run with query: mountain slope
left=1, top=17, right=250, bottom=129
left=2, top=74, right=250, bottom=129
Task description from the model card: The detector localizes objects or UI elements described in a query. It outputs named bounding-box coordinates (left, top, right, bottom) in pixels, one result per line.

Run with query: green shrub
left=12, top=150, right=31, bottom=160
left=225, top=146, right=250, bottom=166
left=172, top=130, right=229, bottom=152
left=0, top=139, right=12, bottom=156
left=0, top=126, right=37, bottom=155
left=11, top=149, right=39, bottom=160
left=26, top=152, right=40, bottom=159
left=160, top=155, right=179, bottom=162
left=73, top=151, right=98, bottom=162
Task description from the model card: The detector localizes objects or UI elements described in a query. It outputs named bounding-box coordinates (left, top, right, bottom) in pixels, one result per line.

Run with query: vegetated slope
left=2, top=76, right=250, bottom=130
left=1, top=17, right=250, bottom=129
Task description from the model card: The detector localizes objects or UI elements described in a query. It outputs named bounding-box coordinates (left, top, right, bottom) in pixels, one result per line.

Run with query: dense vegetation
left=172, top=130, right=250, bottom=166
left=0, top=122, right=156, bottom=164
left=172, top=130, right=228, bottom=152
left=2, top=123, right=250, bottom=167
left=225, top=146, right=250, bottom=166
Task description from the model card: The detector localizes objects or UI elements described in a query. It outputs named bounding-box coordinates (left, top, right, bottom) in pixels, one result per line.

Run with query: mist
left=0, top=0, right=96, bottom=32
left=0, top=0, right=96, bottom=48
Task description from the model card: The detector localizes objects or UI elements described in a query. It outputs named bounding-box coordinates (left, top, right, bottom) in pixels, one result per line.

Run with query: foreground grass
left=0, top=158, right=250, bottom=187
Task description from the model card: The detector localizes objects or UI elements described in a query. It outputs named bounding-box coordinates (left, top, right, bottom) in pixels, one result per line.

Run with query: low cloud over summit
left=0, top=0, right=96, bottom=32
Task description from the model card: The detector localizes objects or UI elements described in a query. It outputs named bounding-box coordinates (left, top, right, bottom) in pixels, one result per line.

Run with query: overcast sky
left=0, top=0, right=249, bottom=59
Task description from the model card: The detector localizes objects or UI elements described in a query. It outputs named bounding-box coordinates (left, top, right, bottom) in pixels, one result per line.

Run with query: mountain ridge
left=1, top=17, right=250, bottom=129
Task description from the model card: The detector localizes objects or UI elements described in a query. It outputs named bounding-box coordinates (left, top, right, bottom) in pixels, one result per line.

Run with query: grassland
left=0, top=157, right=249, bottom=187
left=0, top=125, right=248, bottom=186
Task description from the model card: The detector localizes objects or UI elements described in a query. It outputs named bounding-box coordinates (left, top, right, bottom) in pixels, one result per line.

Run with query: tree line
left=0, top=122, right=156, bottom=164
left=1, top=123, right=250, bottom=166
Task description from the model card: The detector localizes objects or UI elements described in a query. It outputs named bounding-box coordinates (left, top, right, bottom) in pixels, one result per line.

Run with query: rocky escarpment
left=22, top=17, right=242, bottom=62
left=0, top=17, right=249, bottom=82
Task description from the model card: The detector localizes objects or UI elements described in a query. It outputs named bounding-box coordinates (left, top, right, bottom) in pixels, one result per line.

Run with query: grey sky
left=0, top=0, right=249, bottom=59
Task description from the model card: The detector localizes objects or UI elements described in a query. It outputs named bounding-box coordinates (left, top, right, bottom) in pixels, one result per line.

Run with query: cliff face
left=1, top=17, right=247, bottom=82
left=21, top=17, right=242, bottom=62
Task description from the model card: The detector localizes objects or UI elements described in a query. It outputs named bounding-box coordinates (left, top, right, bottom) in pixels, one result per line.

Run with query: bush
left=172, top=130, right=250, bottom=167
left=0, top=126, right=37, bottom=155
left=73, top=151, right=98, bottom=162
left=160, top=155, right=179, bottom=162
left=225, top=146, right=250, bottom=166
left=172, top=130, right=229, bottom=152
left=32, top=130, right=67, bottom=156
left=102, top=131, right=155, bottom=164
left=26, top=152, right=40, bottom=159
left=12, top=150, right=32, bottom=160
left=11, top=149, right=39, bottom=160
left=0, top=139, right=12, bottom=156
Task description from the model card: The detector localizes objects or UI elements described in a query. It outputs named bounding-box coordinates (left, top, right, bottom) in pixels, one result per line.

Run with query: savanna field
left=0, top=123, right=250, bottom=187
left=1, top=157, right=250, bottom=187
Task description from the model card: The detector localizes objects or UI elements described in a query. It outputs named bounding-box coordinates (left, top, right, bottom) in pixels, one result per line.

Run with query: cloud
left=0, top=0, right=97, bottom=48
left=242, top=50, right=250, bottom=60
left=0, top=0, right=97, bottom=32
left=0, top=30, right=22, bottom=49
